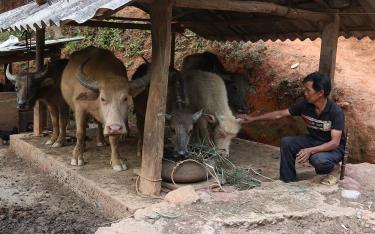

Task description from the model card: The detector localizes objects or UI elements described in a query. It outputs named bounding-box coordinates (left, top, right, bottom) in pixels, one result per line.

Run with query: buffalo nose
left=107, top=124, right=123, bottom=135
left=17, top=102, right=27, bottom=110
left=177, top=150, right=186, bottom=156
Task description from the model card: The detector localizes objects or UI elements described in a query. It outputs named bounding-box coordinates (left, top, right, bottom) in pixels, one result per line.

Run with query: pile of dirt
left=0, top=147, right=113, bottom=233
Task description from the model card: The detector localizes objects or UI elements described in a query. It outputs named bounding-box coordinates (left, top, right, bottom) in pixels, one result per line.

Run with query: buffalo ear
left=165, top=113, right=172, bottom=122
left=40, top=78, right=55, bottom=87
left=220, top=73, right=232, bottom=82
left=76, top=91, right=99, bottom=101
left=203, top=114, right=217, bottom=124
left=129, top=75, right=149, bottom=97
left=128, top=86, right=144, bottom=97
left=192, top=109, right=203, bottom=123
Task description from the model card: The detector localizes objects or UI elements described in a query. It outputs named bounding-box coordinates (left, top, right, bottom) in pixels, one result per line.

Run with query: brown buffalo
left=61, top=47, right=148, bottom=171
left=6, top=59, right=69, bottom=147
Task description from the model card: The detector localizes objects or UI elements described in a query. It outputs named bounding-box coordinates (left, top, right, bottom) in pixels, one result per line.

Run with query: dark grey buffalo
left=182, top=51, right=252, bottom=113
left=6, top=59, right=69, bottom=147
left=132, top=62, right=202, bottom=158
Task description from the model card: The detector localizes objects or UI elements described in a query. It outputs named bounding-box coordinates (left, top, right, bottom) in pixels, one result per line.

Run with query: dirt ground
left=97, top=179, right=375, bottom=234
left=0, top=146, right=113, bottom=234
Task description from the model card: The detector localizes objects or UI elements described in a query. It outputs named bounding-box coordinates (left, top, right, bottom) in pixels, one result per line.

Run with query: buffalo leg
left=136, top=114, right=144, bottom=157
left=71, top=109, right=87, bottom=166
left=137, top=136, right=143, bottom=157
left=109, top=135, right=127, bottom=171
left=96, top=122, right=106, bottom=147
left=45, top=103, right=59, bottom=145
left=53, top=103, right=69, bottom=147
left=195, top=118, right=211, bottom=145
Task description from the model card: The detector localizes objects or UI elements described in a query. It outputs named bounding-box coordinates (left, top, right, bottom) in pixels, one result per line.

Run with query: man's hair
left=303, top=72, right=331, bottom=97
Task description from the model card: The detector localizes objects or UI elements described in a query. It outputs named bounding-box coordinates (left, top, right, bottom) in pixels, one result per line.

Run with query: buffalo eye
left=122, top=97, right=128, bottom=102
left=100, top=97, right=107, bottom=102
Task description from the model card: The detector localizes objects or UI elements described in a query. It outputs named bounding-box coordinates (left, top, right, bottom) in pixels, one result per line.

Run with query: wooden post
left=139, top=0, right=173, bottom=196
left=319, top=14, right=339, bottom=88
left=33, top=28, right=45, bottom=136
left=170, top=31, right=176, bottom=68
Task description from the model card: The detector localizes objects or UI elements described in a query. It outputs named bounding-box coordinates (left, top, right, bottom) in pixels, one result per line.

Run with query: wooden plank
left=319, top=14, right=339, bottom=89
left=357, top=0, right=375, bottom=30
left=104, top=16, right=151, bottom=22
left=0, top=49, right=61, bottom=64
left=67, top=20, right=184, bottom=32
left=33, top=28, right=45, bottom=136
left=139, top=0, right=332, bottom=23
left=139, top=0, right=173, bottom=196
left=67, top=20, right=152, bottom=30
left=170, top=31, right=175, bottom=67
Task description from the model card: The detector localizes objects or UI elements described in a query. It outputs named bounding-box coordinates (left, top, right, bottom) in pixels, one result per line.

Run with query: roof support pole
left=170, top=30, right=176, bottom=67
left=319, top=14, right=339, bottom=91
left=33, top=28, right=46, bottom=136
left=139, top=0, right=173, bottom=196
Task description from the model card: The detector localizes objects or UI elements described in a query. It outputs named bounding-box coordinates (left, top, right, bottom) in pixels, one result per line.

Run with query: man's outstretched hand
left=296, top=148, right=315, bottom=163
left=235, top=114, right=256, bottom=123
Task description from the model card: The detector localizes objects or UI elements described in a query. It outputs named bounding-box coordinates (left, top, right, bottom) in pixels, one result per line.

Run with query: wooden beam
left=139, top=0, right=332, bottom=22
left=67, top=20, right=184, bottom=32
left=67, top=20, right=152, bottom=30
left=105, top=16, right=151, bottom=22
left=313, top=0, right=331, bottom=8
left=0, top=49, right=61, bottom=64
left=170, top=31, right=176, bottom=67
left=357, top=0, right=375, bottom=30
left=319, top=14, right=339, bottom=89
left=139, top=0, right=173, bottom=195
left=33, top=28, right=45, bottom=136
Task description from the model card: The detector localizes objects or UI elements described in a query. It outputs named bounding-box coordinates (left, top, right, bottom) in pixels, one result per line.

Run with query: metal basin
left=161, top=158, right=211, bottom=183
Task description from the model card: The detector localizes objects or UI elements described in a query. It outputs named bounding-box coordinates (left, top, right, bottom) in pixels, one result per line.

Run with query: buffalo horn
left=76, top=59, right=99, bottom=92
left=5, top=64, right=17, bottom=82
left=33, top=64, right=49, bottom=80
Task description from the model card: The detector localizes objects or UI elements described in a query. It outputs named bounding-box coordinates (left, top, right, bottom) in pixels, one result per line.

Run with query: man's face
left=304, top=81, right=323, bottom=103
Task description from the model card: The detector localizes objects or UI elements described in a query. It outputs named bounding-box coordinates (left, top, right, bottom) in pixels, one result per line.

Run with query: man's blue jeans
left=280, top=136, right=344, bottom=182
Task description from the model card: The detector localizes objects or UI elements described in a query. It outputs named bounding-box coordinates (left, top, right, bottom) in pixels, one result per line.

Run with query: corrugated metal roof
left=0, top=0, right=133, bottom=32
left=0, top=0, right=374, bottom=42
left=134, top=0, right=375, bottom=42
left=0, top=36, right=84, bottom=53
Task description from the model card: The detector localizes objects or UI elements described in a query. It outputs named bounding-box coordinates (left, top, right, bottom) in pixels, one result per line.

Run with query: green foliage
left=190, top=36, right=209, bottom=51
left=273, top=79, right=304, bottom=106
left=123, top=30, right=149, bottom=57
left=96, top=28, right=124, bottom=50
left=61, top=26, right=149, bottom=58
left=0, top=31, right=24, bottom=42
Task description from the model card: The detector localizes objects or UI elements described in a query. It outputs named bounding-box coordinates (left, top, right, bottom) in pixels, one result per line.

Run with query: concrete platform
left=10, top=131, right=314, bottom=219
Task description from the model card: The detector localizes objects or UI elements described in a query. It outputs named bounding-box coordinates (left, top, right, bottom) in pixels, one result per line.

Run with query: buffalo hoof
left=71, top=158, right=84, bottom=166
left=112, top=161, right=127, bottom=172
left=45, top=139, right=54, bottom=145
left=51, top=142, right=63, bottom=148
left=96, top=141, right=106, bottom=147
